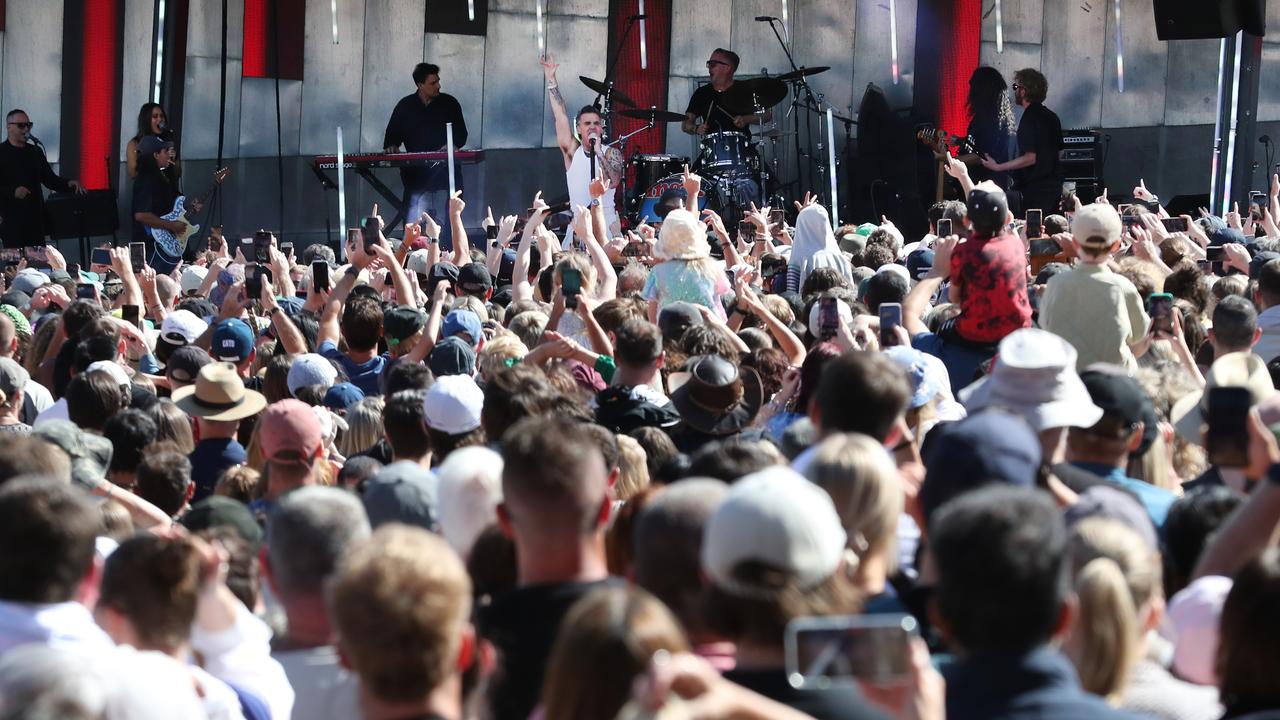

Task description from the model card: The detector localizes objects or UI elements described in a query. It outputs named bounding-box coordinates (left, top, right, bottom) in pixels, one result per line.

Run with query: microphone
left=588, top=138, right=597, bottom=179
left=26, top=133, right=43, bottom=147
left=755, top=15, right=778, bottom=21
left=628, top=14, right=647, bottom=20
left=1260, top=135, right=1272, bottom=144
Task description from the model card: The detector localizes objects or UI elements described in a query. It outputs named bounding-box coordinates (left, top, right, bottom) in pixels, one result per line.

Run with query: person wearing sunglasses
left=681, top=48, right=771, bottom=138
left=978, top=68, right=1063, bottom=218
left=0, top=109, right=84, bottom=249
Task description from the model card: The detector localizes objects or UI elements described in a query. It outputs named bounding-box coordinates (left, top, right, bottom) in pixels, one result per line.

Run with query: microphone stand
left=764, top=18, right=823, bottom=205
left=597, top=14, right=642, bottom=225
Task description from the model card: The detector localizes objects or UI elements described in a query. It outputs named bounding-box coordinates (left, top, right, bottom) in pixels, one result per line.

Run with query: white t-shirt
left=273, top=645, right=360, bottom=720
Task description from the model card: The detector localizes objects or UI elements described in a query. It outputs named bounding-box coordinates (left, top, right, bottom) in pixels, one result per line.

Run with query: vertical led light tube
left=994, top=0, right=1003, bottom=53
left=889, top=0, right=899, bottom=84
left=1223, top=32, right=1244, bottom=213
left=782, top=0, right=790, bottom=44
left=331, top=0, right=339, bottom=43
left=1114, top=0, right=1124, bottom=92
left=536, top=0, right=545, bottom=58
left=827, top=109, right=839, bottom=226
left=153, top=0, right=167, bottom=102
left=336, top=127, right=347, bottom=259
left=468, top=0, right=475, bottom=21
left=1210, top=38, right=1227, bottom=210
left=639, top=0, right=647, bottom=69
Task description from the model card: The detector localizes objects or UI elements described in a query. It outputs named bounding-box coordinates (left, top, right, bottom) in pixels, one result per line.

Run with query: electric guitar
left=148, top=167, right=231, bottom=259
left=916, top=128, right=980, bottom=202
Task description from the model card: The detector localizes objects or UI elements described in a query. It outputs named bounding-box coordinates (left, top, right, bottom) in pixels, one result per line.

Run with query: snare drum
left=698, top=131, right=753, bottom=171
left=630, top=155, right=687, bottom=196
left=636, top=173, right=710, bottom=224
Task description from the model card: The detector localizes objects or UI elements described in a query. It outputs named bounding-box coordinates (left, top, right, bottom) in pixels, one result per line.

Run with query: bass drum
left=630, top=154, right=687, bottom=197
left=635, top=173, right=713, bottom=224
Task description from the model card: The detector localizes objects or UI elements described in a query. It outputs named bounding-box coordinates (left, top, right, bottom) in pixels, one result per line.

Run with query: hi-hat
left=579, top=76, right=637, bottom=107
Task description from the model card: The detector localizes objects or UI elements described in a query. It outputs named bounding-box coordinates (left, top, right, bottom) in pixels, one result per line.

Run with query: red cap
left=260, top=399, right=323, bottom=465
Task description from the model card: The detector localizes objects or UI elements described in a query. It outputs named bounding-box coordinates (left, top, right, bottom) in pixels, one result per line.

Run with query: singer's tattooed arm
left=542, top=54, right=579, bottom=167
left=603, top=146, right=624, bottom=185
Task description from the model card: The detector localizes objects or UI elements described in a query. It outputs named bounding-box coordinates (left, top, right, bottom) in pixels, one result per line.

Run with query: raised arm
left=260, top=283, right=308, bottom=355
left=448, top=191, right=471, bottom=264
left=586, top=180, right=619, bottom=299
left=513, top=192, right=551, bottom=302
left=542, top=54, right=578, bottom=160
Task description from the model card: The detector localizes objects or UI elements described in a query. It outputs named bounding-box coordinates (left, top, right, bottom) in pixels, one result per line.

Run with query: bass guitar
left=147, top=167, right=231, bottom=259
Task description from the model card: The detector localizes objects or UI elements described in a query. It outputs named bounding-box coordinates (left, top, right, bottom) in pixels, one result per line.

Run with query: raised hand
left=793, top=192, right=817, bottom=213
left=1133, top=178, right=1154, bottom=202
left=448, top=190, right=465, bottom=217
left=540, top=53, right=559, bottom=82
left=421, top=211, right=442, bottom=240
left=681, top=164, right=701, bottom=200
left=482, top=206, right=495, bottom=230
left=589, top=176, right=612, bottom=200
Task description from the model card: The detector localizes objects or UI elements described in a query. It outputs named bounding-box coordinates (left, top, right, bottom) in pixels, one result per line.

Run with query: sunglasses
left=706, top=60, right=730, bottom=68
left=1011, top=83, right=1022, bottom=91
left=8, top=122, right=32, bottom=129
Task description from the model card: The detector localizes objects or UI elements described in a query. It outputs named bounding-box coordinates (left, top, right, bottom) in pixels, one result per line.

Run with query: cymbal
left=760, top=128, right=796, bottom=140
left=618, top=107, right=687, bottom=123
left=720, top=77, right=788, bottom=109
left=775, top=66, right=830, bottom=82
left=579, top=76, right=636, bottom=107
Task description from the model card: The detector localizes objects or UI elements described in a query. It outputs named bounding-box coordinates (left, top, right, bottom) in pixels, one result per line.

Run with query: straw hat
left=172, top=362, right=267, bottom=422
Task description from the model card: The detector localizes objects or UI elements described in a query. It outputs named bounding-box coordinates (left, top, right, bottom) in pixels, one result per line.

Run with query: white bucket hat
left=654, top=208, right=711, bottom=261
left=959, top=328, right=1104, bottom=431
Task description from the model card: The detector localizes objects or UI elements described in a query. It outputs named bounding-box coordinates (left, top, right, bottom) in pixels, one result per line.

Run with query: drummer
left=682, top=49, right=772, bottom=137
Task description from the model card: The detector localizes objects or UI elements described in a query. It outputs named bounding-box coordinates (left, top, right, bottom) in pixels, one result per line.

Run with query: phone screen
left=1205, top=246, right=1226, bottom=262
left=244, top=267, right=263, bottom=300
left=785, top=614, right=919, bottom=688
left=769, top=209, right=785, bottom=227
left=280, top=241, right=294, bottom=258
left=1029, top=239, right=1059, bottom=257
left=936, top=218, right=952, bottom=238
left=1026, top=209, right=1043, bottom=239
left=1121, top=214, right=1143, bottom=229
left=121, top=304, right=141, bottom=329
left=879, top=303, right=903, bottom=348
left=90, top=247, right=111, bottom=266
left=253, top=231, right=272, bottom=264
left=1207, top=386, right=1252, bottom=467
left=738, top=221, right=755, bottom=239
left=486, top=224, right=498, bottom=241
left=1149, top=293, right=1174, bottom=336
left=312, top=261, right=330, bottom=293
left=562, top=268, right=582, bottom=309
left=622, top=242, right=643, bottom=258
left=819, top=297, right=839, bottom=340
left=1161, top=217, right=1189, bottom=233
left=361, top=217, right=380, bottom=253
left=75, top=283, right=96, bottom=300
left=129, top=242, right=146, bottom=269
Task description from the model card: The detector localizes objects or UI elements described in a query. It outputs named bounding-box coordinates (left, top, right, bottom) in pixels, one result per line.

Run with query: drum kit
left=577, top=65, right=831, bottom=227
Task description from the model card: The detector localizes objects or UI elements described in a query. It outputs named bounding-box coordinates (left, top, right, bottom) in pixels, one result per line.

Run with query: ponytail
left=1068, top=556, right=1138, bottom=701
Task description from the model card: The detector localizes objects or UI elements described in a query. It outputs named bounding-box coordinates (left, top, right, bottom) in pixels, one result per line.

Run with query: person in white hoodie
left=786, top=204, right=853, bottom=293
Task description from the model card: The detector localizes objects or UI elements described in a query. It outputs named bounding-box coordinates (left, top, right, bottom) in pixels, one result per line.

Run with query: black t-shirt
left=382, top=92, right=468, bottom=191
left=722, top=667, right=891, bottom=720
left=685, top=83, right=753, bottom=136
left=131, top=171, right=179, bottom=244
left=967, top=114, right=1016, bottom=189
left=477, top=578, right=619, bottom=720
left=1014, top=102, right=1063, bottom=192
left=0, top=141, right=72, bottom=246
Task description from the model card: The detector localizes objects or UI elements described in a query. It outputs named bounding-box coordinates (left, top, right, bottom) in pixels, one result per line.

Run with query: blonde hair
left=329, top=526, right=471, bottom=702
left=478, top=333, right=528, bottom=381
left=1066, top=518, right=1162, bottom=702
left=336, top=396, right=385, bottom=458
left=805, top=433, right=903, bottom=576
left=214, top=465, right=260, bottom=504
left=450, top=295, right=489, bottom=323
left=614, top=434, right=649, bottom=503
left=555, top=253, right=598, bottom=295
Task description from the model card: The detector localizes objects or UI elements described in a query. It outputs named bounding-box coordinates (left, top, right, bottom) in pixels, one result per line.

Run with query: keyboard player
left=383, top=62, right=469, bottom=235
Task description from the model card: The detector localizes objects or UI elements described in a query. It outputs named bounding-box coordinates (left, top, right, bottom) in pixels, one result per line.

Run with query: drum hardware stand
left=763, top=17, right=823, bottom=207
left=608, top=119, right=655, bottom=219
left=595, top=14, right=642, bottom=140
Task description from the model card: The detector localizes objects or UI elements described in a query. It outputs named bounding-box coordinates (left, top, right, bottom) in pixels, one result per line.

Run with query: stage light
left=639, top=0, right=647, bottom=69
left=536, top=0, right=545, bottom=59
left=331, top=0, right=339, bottom=44
left=337, top=126, right=347, bottom=260
left=1114, top=0, right=1124, bottom=92
left=994, top=0, right=1003, bottom=53
left=889, top=0, right=899, bottom=84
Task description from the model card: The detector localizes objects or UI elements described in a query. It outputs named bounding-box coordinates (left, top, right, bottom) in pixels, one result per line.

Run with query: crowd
left=3, top=134, right=1280, bottom=720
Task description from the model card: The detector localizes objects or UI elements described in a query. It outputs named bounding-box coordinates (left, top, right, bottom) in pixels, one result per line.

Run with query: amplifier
left=1059, top=128, right=1102, bottom=193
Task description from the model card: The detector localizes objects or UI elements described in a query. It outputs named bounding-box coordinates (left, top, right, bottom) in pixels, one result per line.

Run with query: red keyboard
left=312, top=150, right=485, bottom=170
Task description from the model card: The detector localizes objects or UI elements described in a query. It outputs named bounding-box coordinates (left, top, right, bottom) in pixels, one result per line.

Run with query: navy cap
left=443, top=309, right=483, bottom=349
left=920, top=408, right=1042, bottom=524
left=428, top=336, right=476, bottom=377
left=210, top=318, right=254, bottom=362
left=323, top=382, right=366, bottom=412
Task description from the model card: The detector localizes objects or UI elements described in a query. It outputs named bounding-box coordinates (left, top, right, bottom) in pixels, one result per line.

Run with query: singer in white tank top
left=542, top=54, right=624, bottom=248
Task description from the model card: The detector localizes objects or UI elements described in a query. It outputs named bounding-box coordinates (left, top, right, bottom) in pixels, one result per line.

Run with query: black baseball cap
left=967, top=183, right=1009, bottom=235
left=426, top=262, right=460, bottom=296
left=383, top=306, right=426, bottom=346
left=457, top=263, right=493, bottom=293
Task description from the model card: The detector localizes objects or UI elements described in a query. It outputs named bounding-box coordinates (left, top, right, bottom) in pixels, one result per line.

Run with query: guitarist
left=965, top=67, right=1017, bottom=191
left=132, top=135, right=200, bottom=273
